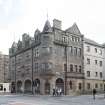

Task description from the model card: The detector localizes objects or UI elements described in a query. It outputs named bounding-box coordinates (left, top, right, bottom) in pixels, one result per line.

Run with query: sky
left=0, top=0, right=105, bottom=54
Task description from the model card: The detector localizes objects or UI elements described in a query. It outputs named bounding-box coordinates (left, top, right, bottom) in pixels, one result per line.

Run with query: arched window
left=78, top=83, right=82, bottom=90
left=56, top=78, right=64, bottom=94
left=69, top=81, right=72, bottom=89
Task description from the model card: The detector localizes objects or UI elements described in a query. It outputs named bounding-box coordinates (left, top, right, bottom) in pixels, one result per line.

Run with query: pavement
left=9, top=103, right=29, bottom=105
left=0, top=94, right=105, bottom=105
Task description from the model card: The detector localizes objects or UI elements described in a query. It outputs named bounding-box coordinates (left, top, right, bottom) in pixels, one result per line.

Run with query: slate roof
left=34, top=29, right=40, bottom=36
left=84, top=38, right=103, bottom=47
left=66, top=23, right=81, bottom=35
left=43, top=20, right=52, bottom=33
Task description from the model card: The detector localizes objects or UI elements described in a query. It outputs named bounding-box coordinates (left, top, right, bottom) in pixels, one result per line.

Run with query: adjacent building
left=0, top=52, right=9, bottom=83
left=84, top=38, right=105, bottom=93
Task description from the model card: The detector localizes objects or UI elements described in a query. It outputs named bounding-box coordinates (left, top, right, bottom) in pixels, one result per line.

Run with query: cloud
left=0, top=0, right=105, bottom=54
left=0, top=0, right=13, bottom=17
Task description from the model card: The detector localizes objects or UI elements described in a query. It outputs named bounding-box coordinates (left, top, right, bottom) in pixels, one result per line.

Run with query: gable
left=66, top=23, right=81, bottom=35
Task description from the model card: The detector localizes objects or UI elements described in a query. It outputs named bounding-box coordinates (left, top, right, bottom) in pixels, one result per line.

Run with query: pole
left=15, top=55, right=16, bottom=93
left=64, top=46, right=67, bottom=95
left=32, top=48, right=34, bottom=94
left=4, top=57, right=5, bottom=83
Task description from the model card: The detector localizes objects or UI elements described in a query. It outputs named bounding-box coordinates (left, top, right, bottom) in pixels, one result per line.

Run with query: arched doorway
left=17, top=81, right=22, bottom=93
left=45, top=82, right=50, bottom=95
left=56, top=78, right=64, bottom=94
left=33, top=79, right=40, bottom=94
left=11, top=82, right=16, bottom=93
left=24, top=79, right=31, bottom=93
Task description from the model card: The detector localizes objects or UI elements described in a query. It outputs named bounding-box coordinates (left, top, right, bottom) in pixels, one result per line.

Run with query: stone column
left=40, top=79, right=45, bottom=95
left=50, top=78, right=55, bottom=95
left=21, top=80, right=24, bottom=93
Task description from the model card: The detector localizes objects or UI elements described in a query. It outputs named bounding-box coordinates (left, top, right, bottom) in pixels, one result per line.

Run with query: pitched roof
left=84, top=38, right=103, bottom=47
left=12, top=42, right=17, bottom=48
left=43, top=20, right=52, bottom=33
left=101, top=43, right=105, bottom=47
left=66, top=23, right=81, bottom=35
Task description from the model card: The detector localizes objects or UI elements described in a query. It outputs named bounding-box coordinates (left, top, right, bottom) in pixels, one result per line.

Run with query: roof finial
left=13, top=33, right=15, bottom=42
left=47, top=8, right=48, bottom=20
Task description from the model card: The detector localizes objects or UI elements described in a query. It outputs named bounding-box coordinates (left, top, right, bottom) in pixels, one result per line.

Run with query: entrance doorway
left=56, top=78, right=64, bottom=94
left=24, top=79, right=31, bottom=93
left=17, top=81, right=22, bottom=93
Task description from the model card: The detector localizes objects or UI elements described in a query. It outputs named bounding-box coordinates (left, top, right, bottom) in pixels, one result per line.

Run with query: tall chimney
left=53, top=19, right=62, bottom=30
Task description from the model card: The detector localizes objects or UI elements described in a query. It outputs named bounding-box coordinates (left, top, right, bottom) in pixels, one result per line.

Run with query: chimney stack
left=53, top=19, right=62, bottom=30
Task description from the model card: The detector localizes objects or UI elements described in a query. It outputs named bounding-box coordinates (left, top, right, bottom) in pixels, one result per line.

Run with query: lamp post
left=103, top=80, right=105, bottom=98
left=15, top=55, right=16, bottom=93
left=32, top=48, right=34, bottom=95
left=21, top=72, right=25, bottom=94
left=64, top=46, right=67, bottom=95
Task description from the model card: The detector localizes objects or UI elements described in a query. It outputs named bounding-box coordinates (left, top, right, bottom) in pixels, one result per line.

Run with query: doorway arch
left=56, top=78, right=64, bottom=94
left=17, top=81, right=22, bottom=93
left=24, top=79, right=31, bottom=93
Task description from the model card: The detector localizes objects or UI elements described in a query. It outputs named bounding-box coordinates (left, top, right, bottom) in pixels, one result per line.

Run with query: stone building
left=84, top=38, right=105, bottom=93
left=9, top=19, right=84, bottom=95
left=0, top=52, right=9, bottom=83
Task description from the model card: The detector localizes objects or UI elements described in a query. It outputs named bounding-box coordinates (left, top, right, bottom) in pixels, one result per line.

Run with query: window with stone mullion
left=74, top=47, right=77, bottom=56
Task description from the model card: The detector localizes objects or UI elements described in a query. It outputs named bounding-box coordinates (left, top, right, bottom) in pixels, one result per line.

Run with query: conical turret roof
left=12, top=42, right=17, bottom=48
left=34, top=28, right=40, bottom=36
left=43, top=20, right=52, bottom=33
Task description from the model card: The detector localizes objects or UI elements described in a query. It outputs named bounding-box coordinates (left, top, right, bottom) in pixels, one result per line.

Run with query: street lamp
left=21, top=72, right=25, bottom=94
left=32, top=48, right=34, bottom=95
left=64, top=46, right=67, bottom=95
left=14, top=55, right=16, bottom=93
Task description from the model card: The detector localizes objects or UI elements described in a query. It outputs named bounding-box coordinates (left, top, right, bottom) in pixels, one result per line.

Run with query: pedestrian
left=57, top=88, right=60, bottom=96
left=93, top=88, right=96, bottom=100
left=104, top=88, right=105, bottom=98
left=59, top=88, right=62, bottom=96
left=55, top=87, right=58, bottom=96
left=4, top=88, right=6, bottom=94
left=52, top=88, right=56, bottom=96
left=57, top=88, right=62, bottom=96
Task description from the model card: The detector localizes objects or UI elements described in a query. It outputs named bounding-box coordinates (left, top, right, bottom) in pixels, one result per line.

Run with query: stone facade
left=9, top=19, right=105, bottom=95
left=9, top=19, right=84, bottom=95
left=0, top=52, right=9, bottom=83
left=84, top=38, right=105, bottom=93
